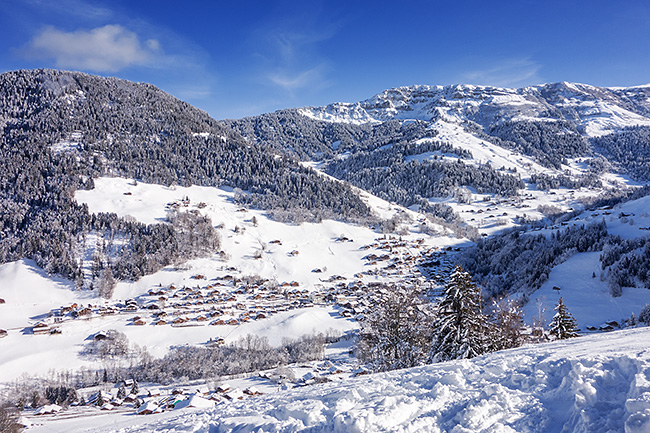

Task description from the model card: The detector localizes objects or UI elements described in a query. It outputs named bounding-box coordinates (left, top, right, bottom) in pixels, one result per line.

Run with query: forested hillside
left=0, top=69, right=368, bottom=286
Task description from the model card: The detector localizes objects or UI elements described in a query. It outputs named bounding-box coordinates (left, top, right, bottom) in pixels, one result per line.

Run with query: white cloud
left=269, top=64, right=329, bottom=91
left=24, top=24, right=161, bottom=72
left=461, top=58, right=544, bottom=88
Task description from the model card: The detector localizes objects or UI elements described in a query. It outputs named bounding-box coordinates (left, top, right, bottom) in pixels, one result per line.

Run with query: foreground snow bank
left=72, top=327, right=650, bottom=433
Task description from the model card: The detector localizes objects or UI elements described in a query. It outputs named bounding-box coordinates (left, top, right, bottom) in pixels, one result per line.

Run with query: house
left=0, top=298, right=5, bottom=304
left=243, top=386, right=263, bottom=396
left=0, top=329, right=7, bottom=338
left=137, top=400, right=161, bottom=415
left=100, top=403, right=115, bottom=411
left=123, top=394, right=138, bottom=403
left=93, top=331, right=108, bottom=341
left=173, top=394, right=214, bottom=409
left=223, top=388, right=245, bottom=400
left=34, top=404, right=62, bottom=415
left=77, top=307, right=92, bottom=316
left=33, top=322, right=50, bottom=334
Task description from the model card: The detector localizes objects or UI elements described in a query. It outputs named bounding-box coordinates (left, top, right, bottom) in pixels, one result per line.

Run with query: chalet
left=34, top=404, right=62, bottom=415
left=0, top=329, right=7, bottom=338
left=207, top=337, right=225, bottom=346
left=211, top=319, right=226, bottom=325
left=77, top=307, right=92, bottom=316
left=224, top=388, right=245, bottom=400
left=93, top=331, right=108, bottom=341
left=243, top=386, right=263, bottom=396
left=133, top=318, right=146, bottom=326
left=87, top=390, right=113, bottom=405
left=137, top=400, right=161, bottom=415
left=123, top=393, right=138, bottom=403
left=33, top=322, right=50, bottom=334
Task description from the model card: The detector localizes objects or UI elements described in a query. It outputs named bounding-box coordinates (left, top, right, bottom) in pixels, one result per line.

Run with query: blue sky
left=2, top=0, right=650, bottom=119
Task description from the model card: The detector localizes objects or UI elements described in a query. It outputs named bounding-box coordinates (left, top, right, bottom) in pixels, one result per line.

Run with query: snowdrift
left=43, top=327, right=650, bottom=433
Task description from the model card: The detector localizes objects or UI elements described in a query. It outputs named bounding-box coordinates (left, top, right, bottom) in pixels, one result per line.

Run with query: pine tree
left=130, top=380, right=139, bottom=396
left=549, top=297, right=579, bottom=339
left=430, top=265, right=492, bottom=362
left=117, top=384, right=127, bottom=400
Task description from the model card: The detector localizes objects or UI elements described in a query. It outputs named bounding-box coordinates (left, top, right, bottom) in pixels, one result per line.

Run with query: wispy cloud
left=269, top=63, right=330, bottom=92
left=21, top=0, right=113, bottom=21
left=23, top=24, right=161, bottom=73
left=251, top=9, right=341, bottom=94
left=461, top=58, right=544, bottom=88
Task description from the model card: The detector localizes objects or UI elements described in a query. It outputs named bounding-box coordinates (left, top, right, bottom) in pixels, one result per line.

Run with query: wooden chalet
left=32, top=322, right=50, bottom=334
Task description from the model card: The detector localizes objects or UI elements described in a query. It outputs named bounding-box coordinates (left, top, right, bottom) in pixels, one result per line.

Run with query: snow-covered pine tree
left=430, top=265, right=492, bottom=362
left=549, top=297, right=579, bottom=339
left=130, top=380, right=139, bottom=396
left=117, top=384, right=126, bottom=400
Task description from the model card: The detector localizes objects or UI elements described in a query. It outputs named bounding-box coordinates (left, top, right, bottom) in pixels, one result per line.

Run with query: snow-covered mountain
left=300, top=82, right=650, bottom=137
left=2, top=71, right=650, bottom=432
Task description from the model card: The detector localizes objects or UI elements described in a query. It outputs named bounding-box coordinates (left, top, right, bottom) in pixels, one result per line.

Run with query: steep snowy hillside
left=0, top=69, right=369, bottom=293
left=24, top=327, right=650, bottom=433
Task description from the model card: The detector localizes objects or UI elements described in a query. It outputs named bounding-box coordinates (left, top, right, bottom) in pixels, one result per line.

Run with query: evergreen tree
left=130, top=380, right=139, bottom=396
left=117, top=384, right=126, bottom=400
left=549, top=297, right=579, bottom=339
left=430, top=265, right=492, bottom=362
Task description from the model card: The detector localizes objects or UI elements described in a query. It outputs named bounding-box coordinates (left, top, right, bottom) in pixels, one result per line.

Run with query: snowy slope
left=0, top=177, right=454, bottom=383
left=26, top=327, right=650, bottom=433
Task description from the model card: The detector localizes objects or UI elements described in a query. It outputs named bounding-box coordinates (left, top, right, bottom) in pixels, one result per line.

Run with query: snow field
left=29, top=327, right=650, bottom=433
left=2, top=177, right=450, bottom=383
